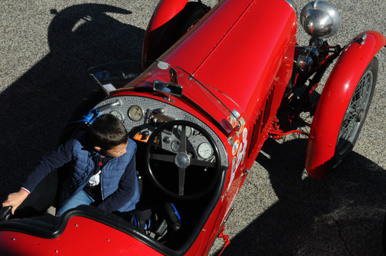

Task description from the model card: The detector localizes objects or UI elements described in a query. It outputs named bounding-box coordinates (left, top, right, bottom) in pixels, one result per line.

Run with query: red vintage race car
left=0, top=0, right=385, bottom=255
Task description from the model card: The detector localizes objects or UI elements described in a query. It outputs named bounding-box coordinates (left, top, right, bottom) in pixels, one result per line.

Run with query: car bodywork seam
left=191, top=0, right=255, bottom=76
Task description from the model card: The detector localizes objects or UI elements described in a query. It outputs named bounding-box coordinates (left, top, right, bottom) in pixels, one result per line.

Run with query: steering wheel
left=145, top=120, right=221, bottom=199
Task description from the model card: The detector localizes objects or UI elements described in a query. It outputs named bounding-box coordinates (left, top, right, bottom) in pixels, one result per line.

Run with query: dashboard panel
left=94, top=95, right=228, bottom=167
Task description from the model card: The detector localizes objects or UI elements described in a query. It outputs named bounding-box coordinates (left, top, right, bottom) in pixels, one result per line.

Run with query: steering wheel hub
left=174, top=152, right=191, bottom=169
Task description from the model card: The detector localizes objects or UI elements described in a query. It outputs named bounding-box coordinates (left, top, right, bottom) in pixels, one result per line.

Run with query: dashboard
left=94, top=95, right=229, bottom=167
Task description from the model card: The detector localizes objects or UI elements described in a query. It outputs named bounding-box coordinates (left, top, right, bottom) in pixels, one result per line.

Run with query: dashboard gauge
left=171, top=140, right=180, bottom=152
left=109, top=111, right=123, bottom=121
left=128, top=105, right=143, bottom=121
left=197, top=142, right=213, bottom=159
left=176, top=125, right=192, bottom=138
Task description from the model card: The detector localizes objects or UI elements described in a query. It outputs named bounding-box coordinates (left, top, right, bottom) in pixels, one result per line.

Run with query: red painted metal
left=141, top=0, right=189, bottom=68
left=305, top=31, right=386, bottom=178
left=147, top=0, right=188, bottom=31
left=121, top=0, right=296, bottom=253
left=0, top=216, right=164, bottom=256
left=161, top=0, right=297, bottom=168
left=1, top=0, right=385, bottom=255
left=157, top=1, right=297, bottom=251
left=0, top=0, right=298, bottom=255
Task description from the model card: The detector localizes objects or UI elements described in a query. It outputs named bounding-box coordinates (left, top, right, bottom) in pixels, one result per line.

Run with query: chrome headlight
left=300, top=0, right=340, bottom=39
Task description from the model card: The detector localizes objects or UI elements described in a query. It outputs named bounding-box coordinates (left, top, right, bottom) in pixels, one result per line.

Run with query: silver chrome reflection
left=300, top=0, right=340, bottom=39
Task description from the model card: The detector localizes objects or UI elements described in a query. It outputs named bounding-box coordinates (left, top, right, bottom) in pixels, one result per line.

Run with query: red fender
left=141, top=0, right=189, bottom=69
left=305, top=31, right=386, bottom=178
left=147, top=0, right=189, bottom=31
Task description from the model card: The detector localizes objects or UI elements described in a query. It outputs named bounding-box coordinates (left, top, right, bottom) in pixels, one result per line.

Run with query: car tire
left=333, top=57, right=377, bottom=166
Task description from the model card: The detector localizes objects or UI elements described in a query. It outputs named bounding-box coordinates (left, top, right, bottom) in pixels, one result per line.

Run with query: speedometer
left=197, top=142, right=213, bottom=159
left=128, top=105, right=143, bottom=121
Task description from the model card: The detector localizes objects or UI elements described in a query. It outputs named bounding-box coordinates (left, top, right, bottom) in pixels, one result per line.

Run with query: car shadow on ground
left=0, top=4, right=145, bottom=201
left=218, top=138, right=386, bottom=255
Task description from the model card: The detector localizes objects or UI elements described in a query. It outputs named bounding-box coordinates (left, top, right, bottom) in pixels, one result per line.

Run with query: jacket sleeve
left=22, top=139, right=74, bottom=193
left=97, top=156, right=138, bottom=212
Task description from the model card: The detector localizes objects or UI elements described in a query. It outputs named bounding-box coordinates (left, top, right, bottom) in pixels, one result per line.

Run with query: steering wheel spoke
left=145, top=120, right=221, bottom=199
left=178, top=168, right=186, bottom=196
left=179, top=125, right=187, bottom=153
left=150, top=153, right=175, bottom=163
left=190, top=158, right=216, bottom=168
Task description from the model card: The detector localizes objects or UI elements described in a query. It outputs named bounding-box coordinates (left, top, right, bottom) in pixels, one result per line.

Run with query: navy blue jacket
left=22, top=132, right=140, bottom=213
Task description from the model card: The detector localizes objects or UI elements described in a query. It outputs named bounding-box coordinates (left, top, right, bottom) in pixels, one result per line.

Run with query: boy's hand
left=2, top=190, right=29, bottom=215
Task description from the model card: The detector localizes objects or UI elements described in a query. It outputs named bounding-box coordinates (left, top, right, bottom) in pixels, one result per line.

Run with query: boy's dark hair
left=89, top=114, right=129, bottom=150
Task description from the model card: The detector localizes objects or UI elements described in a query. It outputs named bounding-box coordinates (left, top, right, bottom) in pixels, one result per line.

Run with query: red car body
left=0, top=0, right=384, bottom=255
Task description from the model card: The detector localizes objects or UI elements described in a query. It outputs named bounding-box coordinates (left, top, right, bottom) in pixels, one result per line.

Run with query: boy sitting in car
left=3, top=114, right=140, bottom=216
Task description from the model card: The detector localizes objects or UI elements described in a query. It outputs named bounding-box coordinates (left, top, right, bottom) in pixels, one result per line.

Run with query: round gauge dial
left=128, top=105, right=143, bottom=121
left=197, top=142, right=214, bottom=159
left=109, top=111, right=123, bottom=121
left=171, top=140, right=180, bottom=152
left=176, top=125, right=193, bottom=138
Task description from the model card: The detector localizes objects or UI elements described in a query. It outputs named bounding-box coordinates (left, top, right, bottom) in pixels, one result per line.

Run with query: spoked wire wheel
left=335, top=57, right=378, bottom=160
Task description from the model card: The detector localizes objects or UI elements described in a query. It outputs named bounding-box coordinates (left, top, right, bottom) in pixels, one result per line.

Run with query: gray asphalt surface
left=0, top=0, right=385, bottom=255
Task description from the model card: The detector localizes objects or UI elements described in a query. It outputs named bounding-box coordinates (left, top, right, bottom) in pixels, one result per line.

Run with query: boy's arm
left=97, top=157, right=138, bottom=212
left=2, top=139, right=74, bottom=214
left=22, top=138, right=74, bottom=193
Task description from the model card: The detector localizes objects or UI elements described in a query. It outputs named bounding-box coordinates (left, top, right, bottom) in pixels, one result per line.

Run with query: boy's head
left=89, top=114, right=129, bottom=157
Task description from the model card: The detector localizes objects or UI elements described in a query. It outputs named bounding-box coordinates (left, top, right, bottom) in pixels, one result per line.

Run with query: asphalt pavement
left=0, top=0, right=385, bottom=255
